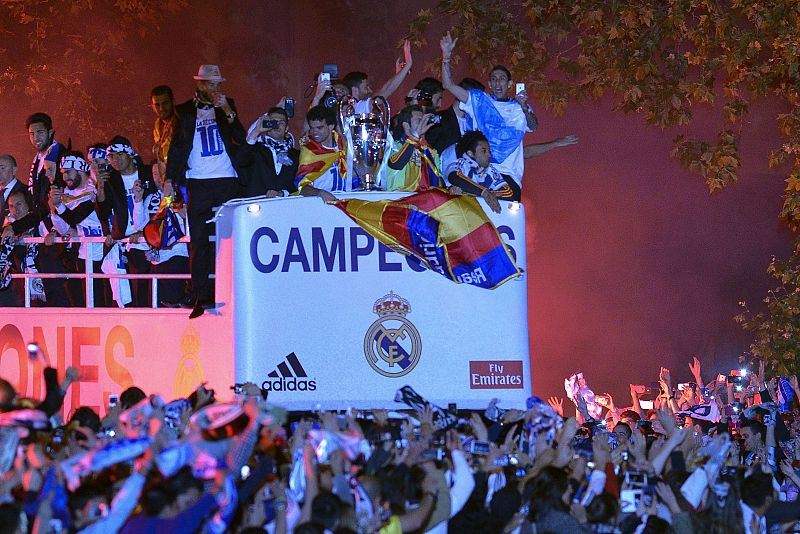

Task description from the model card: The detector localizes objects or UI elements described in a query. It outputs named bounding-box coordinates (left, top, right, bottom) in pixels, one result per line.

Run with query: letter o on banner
left=0, top=324, right=27, bottom=395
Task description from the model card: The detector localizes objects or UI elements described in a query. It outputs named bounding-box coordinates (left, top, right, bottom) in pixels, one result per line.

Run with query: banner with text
left=218, top=193, right=531, bottom=410
left=0, top=311, right=234, bottom=417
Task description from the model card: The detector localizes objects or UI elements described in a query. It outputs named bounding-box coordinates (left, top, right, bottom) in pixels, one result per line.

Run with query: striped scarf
left=452, top=154, right=510, bottom=194
left=0, top=232, right=45, bottom=302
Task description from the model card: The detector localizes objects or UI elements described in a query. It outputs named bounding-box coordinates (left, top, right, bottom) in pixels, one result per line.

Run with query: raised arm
left=440, top=33, right=469, bottom=103
left=376, top=40, right=413, bottom=99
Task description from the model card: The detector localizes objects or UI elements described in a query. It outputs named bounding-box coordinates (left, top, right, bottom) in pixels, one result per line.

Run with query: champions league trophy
left=338, top=95, right=391, bottom=191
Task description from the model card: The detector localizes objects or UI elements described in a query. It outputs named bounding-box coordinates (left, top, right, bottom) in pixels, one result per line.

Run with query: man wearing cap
left=166, top=64, right=246, bottom=318
left=101, top=136, right=157, bottom=307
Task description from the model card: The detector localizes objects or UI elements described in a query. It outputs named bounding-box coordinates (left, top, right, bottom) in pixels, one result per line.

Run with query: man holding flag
left=295, top=105, right=350, bottom=201
left=440, top=33, right=537, bottom=187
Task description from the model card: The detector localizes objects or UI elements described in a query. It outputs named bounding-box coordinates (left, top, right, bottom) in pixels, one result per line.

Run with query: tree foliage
left=0, top=0, right=187, bottom=142
left=406, top=0, right=800, bottom=373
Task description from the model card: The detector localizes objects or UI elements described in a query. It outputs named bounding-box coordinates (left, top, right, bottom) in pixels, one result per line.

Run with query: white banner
left=0, top=310, right=235, bottom=417
left=218, top=193, right=531, bottom=410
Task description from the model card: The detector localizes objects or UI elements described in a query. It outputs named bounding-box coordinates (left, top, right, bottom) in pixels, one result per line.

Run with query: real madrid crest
left=363, top=291, right=422, bottom=377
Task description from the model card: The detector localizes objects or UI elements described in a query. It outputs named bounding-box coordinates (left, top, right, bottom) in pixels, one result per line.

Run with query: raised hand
left=440, top=32, right=457, bottom=59
left=592, top=432, right=611, bottom=467
left=547, top=396, right=564, bottom=417
left=655, top=481, right=681, bottom=513
left=659, top=367, right=672, bottom=392
left=655, top=405, right=676, bottom=436
left=689, top=356, right=702, bottom=381
left=470, top=412, right=489, bottom=442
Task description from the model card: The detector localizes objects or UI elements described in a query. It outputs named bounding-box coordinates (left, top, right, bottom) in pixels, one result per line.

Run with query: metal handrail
left=6, top=236, right=192, bottom=308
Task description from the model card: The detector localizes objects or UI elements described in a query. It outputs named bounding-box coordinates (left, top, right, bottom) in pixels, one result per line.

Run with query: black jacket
left=236, top=142, right=299, bottom=197
left=12, top=142, right=66, bottom=235
left=98, top=165, right=157, bottom=240
left=166, top=98, right=246, bottom=186
left=1, top=180, right=30, bottom=226
left=425, top=107, right=461, bottom=156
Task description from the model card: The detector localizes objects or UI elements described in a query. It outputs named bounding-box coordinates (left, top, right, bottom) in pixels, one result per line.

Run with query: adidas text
left=261, top=377, right=317, bottom=392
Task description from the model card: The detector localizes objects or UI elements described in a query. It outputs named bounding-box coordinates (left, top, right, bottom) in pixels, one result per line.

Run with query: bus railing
left=7, top=236, right=192, bottom=309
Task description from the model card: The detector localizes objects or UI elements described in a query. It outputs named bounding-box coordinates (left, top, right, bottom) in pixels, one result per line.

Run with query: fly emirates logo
left=469, top=361, right=524, bottom=389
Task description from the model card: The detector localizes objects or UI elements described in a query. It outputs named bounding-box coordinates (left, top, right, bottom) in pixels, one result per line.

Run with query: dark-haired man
left=295, top=105, right=349, bottom=202
left=740, top=470, right=775, bottom=534
left=49, top=152, right=110, bottom=307
left=441, top=34, right=537, bottom=187
left=12, top=113, right=66, bottom=236
left=407, top=77, right=444, bottom=112
left=446, top=130, right=521, bottom=213
left=425, top=77, right=485, bottom=169
left=343, top=40, right=414, bottom=114
left=166, top=64, right=245, bottom=317
left=740, top=419, right=767, bottom=466
left=239, top=107, right=299, bottom=198
left=151, top=85, right=178, bottom=181
left=102, top=138, right=157, bottom=307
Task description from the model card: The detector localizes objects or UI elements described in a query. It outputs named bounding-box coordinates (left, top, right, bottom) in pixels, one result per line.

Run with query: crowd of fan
left=1, top=355, right=799, bottom=533
left=0, top=35, right=576, bottom=315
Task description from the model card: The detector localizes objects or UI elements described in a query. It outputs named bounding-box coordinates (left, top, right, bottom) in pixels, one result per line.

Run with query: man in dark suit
left=100, top=137, right=157, bottom=307
left=166, top=64, right=246, bottom=317
left=238, top=107, right=299, bottom=198
left=5, top=113, right=66, bottom=239
left=0, top=156, right=35, bottom=307
left=0, top=155, right=30, bottom=226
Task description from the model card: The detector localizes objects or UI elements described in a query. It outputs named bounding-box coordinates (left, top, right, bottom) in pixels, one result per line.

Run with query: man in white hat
left=166, top=64, right=246, bottom=318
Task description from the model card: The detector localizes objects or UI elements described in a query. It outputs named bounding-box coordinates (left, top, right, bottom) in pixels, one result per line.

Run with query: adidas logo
left=261, top=352, right=317, bottom=392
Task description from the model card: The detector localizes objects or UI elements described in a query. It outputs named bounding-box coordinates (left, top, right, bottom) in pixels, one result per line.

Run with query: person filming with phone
left=239, top=104, right=299, bottom=198
left=440, top=33, right=538, bottom=189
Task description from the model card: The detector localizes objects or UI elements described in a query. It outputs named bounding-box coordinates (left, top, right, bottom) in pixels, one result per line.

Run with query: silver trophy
left=338, top=95, right=391, bottom=191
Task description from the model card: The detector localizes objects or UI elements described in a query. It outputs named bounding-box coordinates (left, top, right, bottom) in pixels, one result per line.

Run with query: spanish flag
left=294, top=132, right=348, bottom=191
left=334, top=189, right=520, bottom=289
left=144, top=194, right=185, bottom=249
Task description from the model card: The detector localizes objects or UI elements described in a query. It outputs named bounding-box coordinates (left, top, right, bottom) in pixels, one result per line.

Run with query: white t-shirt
left=310, top=142, right=351, bottom=193
left=51, top=183, right=104, bottom=261
left=186, top=108, right=238, bottom=179
left=354, top=98, right=372, bottom=115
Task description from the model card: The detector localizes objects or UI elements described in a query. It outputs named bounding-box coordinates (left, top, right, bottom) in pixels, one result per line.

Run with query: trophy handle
left=337, top=95, right=356, bottom=133
left=371, top=96, right=391, bottom=141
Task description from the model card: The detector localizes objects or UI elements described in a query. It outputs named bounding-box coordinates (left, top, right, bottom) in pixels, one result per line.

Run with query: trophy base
left=357, top=185, right=384, bottom=192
